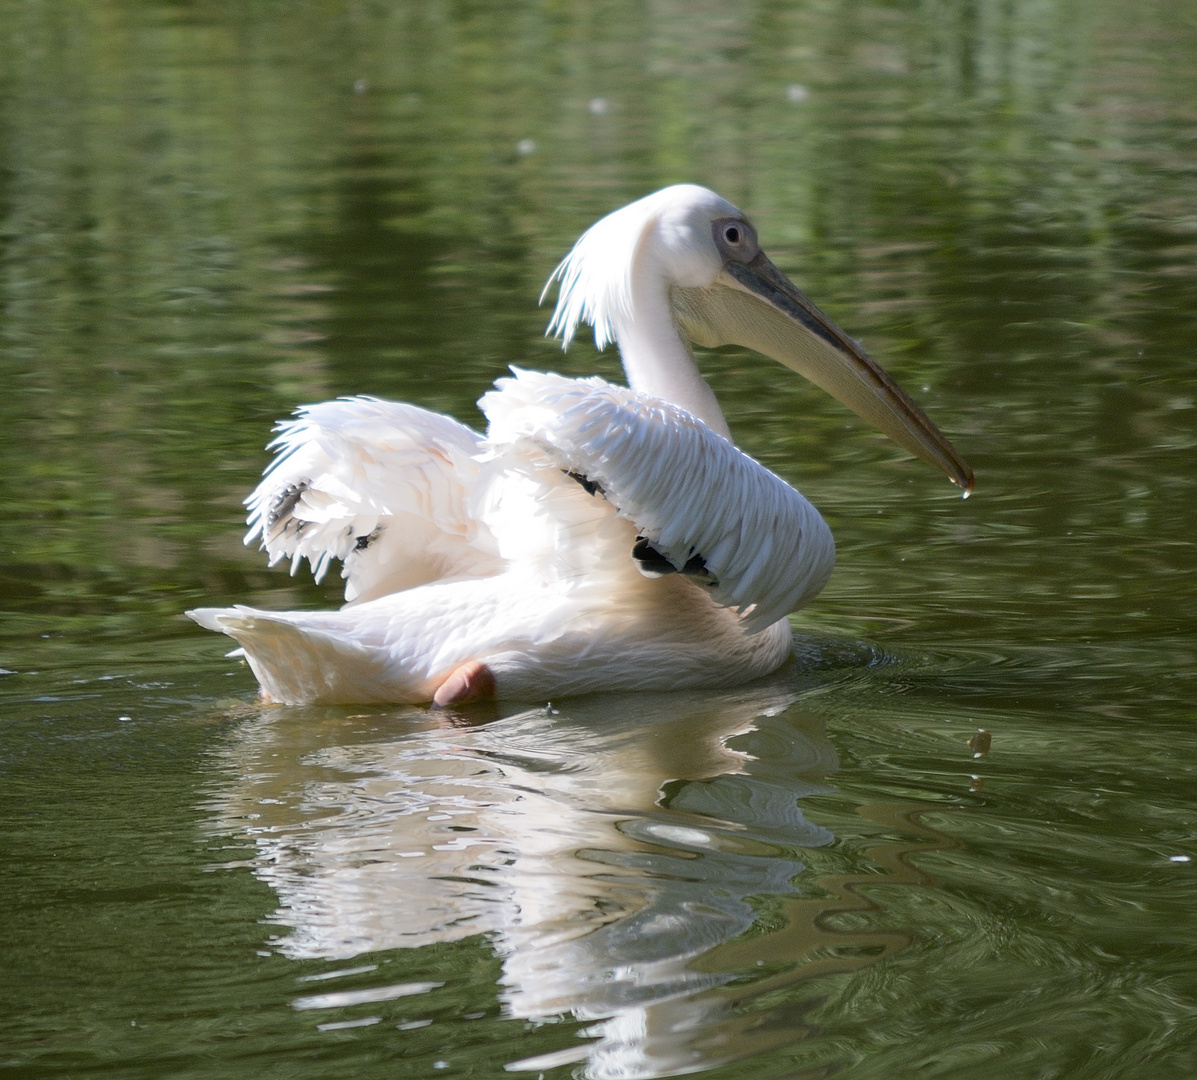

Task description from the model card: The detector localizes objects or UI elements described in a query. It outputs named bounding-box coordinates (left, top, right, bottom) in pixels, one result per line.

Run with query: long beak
left=674, top=252, right=974, bottom=494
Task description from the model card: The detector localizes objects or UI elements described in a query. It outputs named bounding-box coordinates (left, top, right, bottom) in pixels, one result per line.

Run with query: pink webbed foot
left=432, top=660, right=496, bottom=708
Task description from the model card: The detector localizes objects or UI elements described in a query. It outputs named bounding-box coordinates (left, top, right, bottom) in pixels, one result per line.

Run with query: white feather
left=243, top=397, right=501, bottom=604
left=481, top=370, right=833, bottom=631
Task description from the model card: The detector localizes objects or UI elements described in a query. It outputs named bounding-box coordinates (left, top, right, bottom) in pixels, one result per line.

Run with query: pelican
left=189, top=185, right=972, bottom=706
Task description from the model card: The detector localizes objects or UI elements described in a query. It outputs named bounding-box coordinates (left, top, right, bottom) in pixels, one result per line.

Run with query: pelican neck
left=614, top=285, right=732, bottom=441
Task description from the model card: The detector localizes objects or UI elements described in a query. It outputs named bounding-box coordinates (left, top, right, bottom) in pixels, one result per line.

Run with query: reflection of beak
left=674, top=252, right=974, bottom=494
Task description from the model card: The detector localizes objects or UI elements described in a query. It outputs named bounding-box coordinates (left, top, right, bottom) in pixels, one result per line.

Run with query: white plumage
left=243, top=396, right=497, bottom=603
left=480, top=370, right=831, bottom=631
left=190, top=185, right=971, bottom=705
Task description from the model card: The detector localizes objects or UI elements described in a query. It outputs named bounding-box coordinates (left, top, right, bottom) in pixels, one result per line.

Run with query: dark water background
left=2, top=2, right=1196, bottom=1077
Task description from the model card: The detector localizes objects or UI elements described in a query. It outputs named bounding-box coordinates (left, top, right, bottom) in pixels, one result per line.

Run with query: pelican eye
left=723, top=224, right=742, bottom=244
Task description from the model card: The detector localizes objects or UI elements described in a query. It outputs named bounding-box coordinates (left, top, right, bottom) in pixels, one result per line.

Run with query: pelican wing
left=481, top=370, right=834, bottom=632
left=245, top=397, right=501, bottom=604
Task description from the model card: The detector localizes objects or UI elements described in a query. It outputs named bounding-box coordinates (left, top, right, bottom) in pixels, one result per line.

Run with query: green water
left=3, top=1, right=1196, bottom=1076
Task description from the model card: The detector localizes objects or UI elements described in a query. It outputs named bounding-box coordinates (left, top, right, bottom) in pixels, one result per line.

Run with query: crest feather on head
left=542, top=184, right=739, bottom=351
left=542, top=197, right=656, bottom=351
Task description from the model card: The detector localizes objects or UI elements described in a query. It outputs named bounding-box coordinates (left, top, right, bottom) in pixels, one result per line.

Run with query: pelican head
left=546, top=184, right=973, bottom=493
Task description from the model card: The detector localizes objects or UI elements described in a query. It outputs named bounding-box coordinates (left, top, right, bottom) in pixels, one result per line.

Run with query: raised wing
left=245, top=396, right=501, bottom=604
left=480, top=369, right=835, bottom=632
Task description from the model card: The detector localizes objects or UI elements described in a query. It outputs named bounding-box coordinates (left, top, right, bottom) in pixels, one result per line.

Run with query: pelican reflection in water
left=207, top=680, right=948, bottom=1077
left=208, top=680, right=952, bottom=1077
left=190, top=185, right=971, bottom=706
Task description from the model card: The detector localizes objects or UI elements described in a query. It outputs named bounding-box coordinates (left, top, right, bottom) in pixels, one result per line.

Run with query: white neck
left=614, top=278, right=732, bottom=441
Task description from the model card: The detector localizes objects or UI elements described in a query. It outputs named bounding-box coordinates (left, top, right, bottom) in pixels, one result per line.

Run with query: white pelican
left=189, top=185, right=972, bottom=706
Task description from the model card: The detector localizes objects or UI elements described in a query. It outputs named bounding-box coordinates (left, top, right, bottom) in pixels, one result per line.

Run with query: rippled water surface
left=3, top=2, right=1197, bottom=1077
